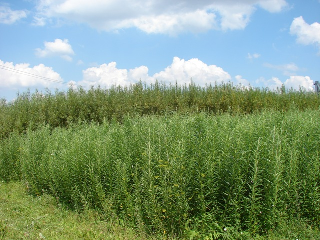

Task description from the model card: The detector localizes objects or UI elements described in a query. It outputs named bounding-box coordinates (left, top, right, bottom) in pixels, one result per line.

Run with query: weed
left=1, top=110, right=319, bottom=237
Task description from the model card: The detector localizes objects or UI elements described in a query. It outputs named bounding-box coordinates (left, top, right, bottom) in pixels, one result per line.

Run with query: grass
left=1, top=109, right=320, bottom=238
left=1, top=182, right=319, bottom=240
left=0, top=181, right=162, bottom=240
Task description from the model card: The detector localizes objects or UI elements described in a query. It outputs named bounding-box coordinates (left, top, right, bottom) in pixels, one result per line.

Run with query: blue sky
left=0, top=0, right=319, bottom=101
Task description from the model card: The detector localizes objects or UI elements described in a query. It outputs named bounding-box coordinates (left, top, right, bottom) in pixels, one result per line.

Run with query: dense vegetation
left=1, top=82, right=319, bottom=238
left=1, top=108, right=319, bottom=238
left=1, top=81, right=319, bottom=139
left=0, top=182, right=155, bottom=240
left=2, top=182, right=318, bottom=240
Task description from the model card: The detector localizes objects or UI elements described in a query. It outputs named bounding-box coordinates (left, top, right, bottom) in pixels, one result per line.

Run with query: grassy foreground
left=1, top=182, right=319, bottom=239
left=0, top=181, right=160, bottom=240
left=1, top=109, right=320, bottom=239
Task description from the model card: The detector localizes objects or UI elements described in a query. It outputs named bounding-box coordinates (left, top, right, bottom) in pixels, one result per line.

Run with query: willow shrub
left=0, top=110, right=319, bottom=238
left=1, top=82, right=320, bottom=139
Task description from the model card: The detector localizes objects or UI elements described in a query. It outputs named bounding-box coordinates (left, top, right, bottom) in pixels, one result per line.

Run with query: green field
left=1, top=84, right=320, bottom=239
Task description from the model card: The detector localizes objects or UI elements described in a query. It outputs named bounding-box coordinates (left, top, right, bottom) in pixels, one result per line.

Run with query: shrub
left=1, top=109, right=319, bottom=237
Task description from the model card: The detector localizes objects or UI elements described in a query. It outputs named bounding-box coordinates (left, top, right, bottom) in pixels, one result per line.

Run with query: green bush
left=1, top=82, right=319, bottom=139
left=1, top=109, right=319, bottom=237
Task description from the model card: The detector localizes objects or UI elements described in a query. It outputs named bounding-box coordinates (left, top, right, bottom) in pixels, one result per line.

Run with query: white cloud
left=257, top=77, right=283, bottom=91
left=76, top=57, right=231, bottom=89
left=35, top=39, right=75, bottom=61
left=258, top=0, right=287, bottom=12
left=32, top=16, right=46, bottom=26
left=0, top=60, right=63, bottom=89
left=80, top=62, right=133, bottom=89
left=256, top=76, right=314, bottom=91
left=74, top=58, right=314, bottom=93
left=153, top=57, right=231, bottom=85
left=290, top=16, right=320, bottom=53
left=129, top=66, right=150, bottom=82
left=284, top=76, right=314, bottom=91
left=0, top=6, right=27, bottom=24
left=264, top=62, right=300, bottom=76
left=213, top=4, right=255, bottom=30
left=78, top=58, right=313, bottom=93
left=235, top=75, right=251, bottom=88
left=126, top=10, right=216, bottom=35
left=247, top=53, right=260, bottom=59
left=35, top=0, right=288, bottom=34
left=1, top=57, right=314, bottom=101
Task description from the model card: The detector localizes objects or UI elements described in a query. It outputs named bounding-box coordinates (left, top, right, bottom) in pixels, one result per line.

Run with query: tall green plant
left=1, top=109, right=319, bottom=238
left=1, top=82, right=319, bottom=140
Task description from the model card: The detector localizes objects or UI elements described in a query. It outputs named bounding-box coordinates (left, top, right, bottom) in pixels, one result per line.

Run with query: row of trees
left=1, top=81, right=319, bottom=139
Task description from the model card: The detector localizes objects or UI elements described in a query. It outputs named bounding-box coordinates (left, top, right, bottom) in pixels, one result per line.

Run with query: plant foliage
left=1, top=82, right=319, bottom=139
left=1, top=109, right=319, bottom=238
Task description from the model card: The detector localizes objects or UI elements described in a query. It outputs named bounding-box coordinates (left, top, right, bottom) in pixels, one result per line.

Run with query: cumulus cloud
left=290, top=16, right=320, bottom=53
left=126, top=10, right=216, bottom=35
left=129, top=66, right=150, bottom=82
left=0, top=6, right=27, bottom=24
left=264, top=62, right=300, bottom=76
left=258, top=0, right=288, bottom=12
left=34, top=0, right=288, bottom=34
left=0, top=60, right=63, bottom=90
left=78, top=58, right=313, bottom=93
left=153, top=57, right=231, bottom=85
left=71, top=57, right=314, bottom=93
left=76, top=57, right=231, bottom=89
left=235, top=75, right=251, bottom=88
left=80, top=62, right=134, bottom=89
left=213, top=4, right=255, bottom=30
left=257, top=76, right=314, bottom=91
left=284, top=76, right=314, bottom=91
left=35, top=39, right=75, bottom=61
